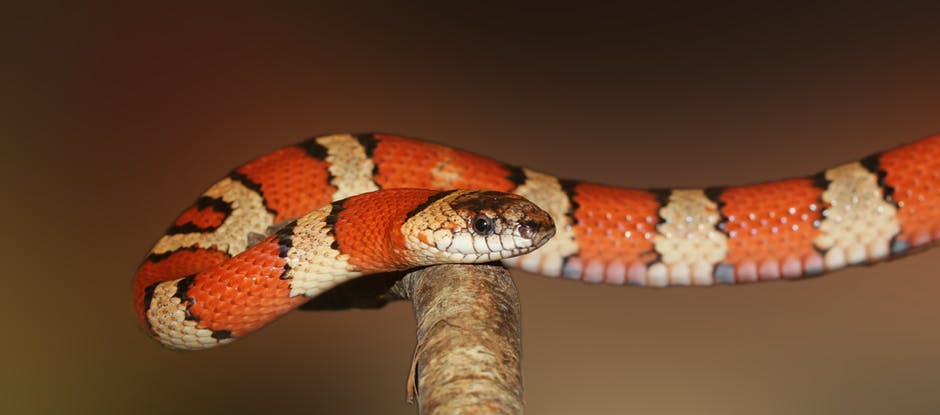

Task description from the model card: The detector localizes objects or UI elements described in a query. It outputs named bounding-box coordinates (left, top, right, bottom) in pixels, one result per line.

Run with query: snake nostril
left=518, top=220, right=540, bottom=239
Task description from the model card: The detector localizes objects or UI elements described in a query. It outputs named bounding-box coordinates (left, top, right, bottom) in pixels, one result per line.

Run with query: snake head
left=402, top=189, right=555, bottom=264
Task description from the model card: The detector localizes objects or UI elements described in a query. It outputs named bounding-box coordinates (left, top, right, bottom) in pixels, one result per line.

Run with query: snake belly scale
left=134, top=133, right=940, bottom=349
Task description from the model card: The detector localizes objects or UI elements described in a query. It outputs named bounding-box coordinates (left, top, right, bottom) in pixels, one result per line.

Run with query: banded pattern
left=137, top=186, right=553, bottom=349
left=135, top=133, right=940, bottom=349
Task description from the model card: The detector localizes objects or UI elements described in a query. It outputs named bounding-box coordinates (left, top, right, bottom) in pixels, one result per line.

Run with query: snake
left=134, top=133, right=940, bottom=350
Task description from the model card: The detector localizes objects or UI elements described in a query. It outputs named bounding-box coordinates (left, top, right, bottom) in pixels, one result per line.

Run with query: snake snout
left=517, top=209, right=555, bottom=248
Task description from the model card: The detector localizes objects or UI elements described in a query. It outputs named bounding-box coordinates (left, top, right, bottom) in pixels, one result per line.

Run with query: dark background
left=6, top=2, right=940, bottom=414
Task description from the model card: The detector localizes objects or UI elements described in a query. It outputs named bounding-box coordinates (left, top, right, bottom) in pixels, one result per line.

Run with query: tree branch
left=390, top=264, right=524, bottom=415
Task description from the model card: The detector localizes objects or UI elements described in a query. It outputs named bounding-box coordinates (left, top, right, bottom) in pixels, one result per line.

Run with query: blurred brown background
left=5, top=2, right=940, bottom=414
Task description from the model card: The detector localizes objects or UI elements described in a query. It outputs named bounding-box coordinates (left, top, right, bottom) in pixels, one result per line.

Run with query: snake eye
left=471, top=214, right=495, bottom=236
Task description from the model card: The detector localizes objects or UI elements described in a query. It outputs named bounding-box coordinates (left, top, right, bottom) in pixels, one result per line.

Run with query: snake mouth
left=517, top=209, right=555, bottom=250
left=516, top=220, right=555, bottom=251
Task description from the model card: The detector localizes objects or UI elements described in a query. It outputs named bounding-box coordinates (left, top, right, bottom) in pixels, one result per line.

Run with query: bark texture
left=390, top=264, right=524, bottom=415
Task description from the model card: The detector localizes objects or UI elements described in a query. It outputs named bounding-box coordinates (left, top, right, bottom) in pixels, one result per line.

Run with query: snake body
left=134, top=133, right=940, bottom=349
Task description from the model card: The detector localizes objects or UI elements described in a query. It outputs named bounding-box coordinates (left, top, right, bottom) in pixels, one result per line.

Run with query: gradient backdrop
left=6, top=2, right=940, bottom=414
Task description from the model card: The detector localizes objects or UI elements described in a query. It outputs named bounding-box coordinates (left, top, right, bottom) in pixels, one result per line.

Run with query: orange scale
left=234, top=146, right=334, bottom=222
left=133, top=248, right=231, bottom=328
left=334, top=189, right=442, bottom=272
left=570, top=183, right=661, bottom=265
left=880, top=135, right=940, bottom=244
left=174, top=204, right=228, bottom=229
left=720, top=178, right=823, bottom=266
left=185, top=238, right=305, bottom=336
left=372, top=134, right=517, bottom=192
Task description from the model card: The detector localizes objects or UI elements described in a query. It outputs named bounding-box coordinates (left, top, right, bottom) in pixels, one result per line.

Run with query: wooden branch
left=389, top=264, right=524, bottom=415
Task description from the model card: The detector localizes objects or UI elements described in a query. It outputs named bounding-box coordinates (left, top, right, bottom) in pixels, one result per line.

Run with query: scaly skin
left=134, top=133, right=940, bottom=349
left=137, top=188, right=553, bottom=349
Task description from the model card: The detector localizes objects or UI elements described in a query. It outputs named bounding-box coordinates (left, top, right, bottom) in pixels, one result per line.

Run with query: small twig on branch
left=389, top=264, right=524, bottom=415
